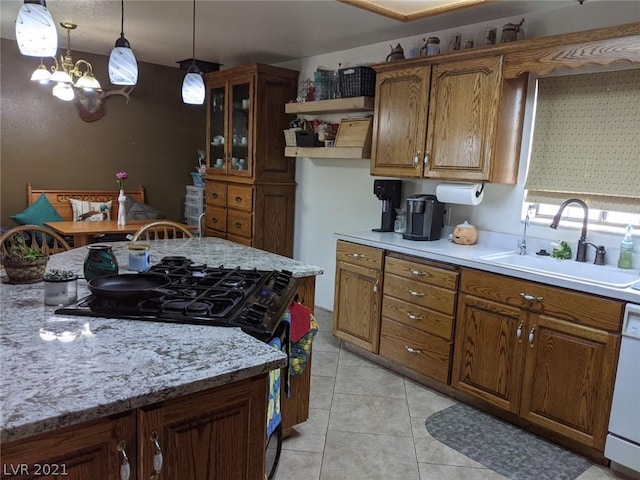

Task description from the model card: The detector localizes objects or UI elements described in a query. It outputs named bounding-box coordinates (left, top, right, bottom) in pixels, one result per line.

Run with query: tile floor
left=275, top=307, right=630, bottom=480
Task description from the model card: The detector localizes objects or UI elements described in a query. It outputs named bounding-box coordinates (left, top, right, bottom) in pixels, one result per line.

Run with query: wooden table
left=44, top=220, right=195, bottom=247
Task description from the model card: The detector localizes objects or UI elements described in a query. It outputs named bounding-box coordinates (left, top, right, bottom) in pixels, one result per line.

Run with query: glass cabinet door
left=209, top=84, right=227, bottom=172
left=229, top=78, right=252, bottom=177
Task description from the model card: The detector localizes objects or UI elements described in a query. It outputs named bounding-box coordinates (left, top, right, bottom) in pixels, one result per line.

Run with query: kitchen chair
left=0, top=225, right=71, bottom=259
left=131, top=221, right=194, bottom=241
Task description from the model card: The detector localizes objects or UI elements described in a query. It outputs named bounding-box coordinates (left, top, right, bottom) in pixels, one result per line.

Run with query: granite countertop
left=336, top=230, right=640, bottom=303
left=0, top=237, right=323, bottom=443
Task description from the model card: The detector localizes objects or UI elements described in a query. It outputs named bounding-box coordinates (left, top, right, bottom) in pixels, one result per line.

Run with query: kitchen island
left=0, top=237, right=322, bottom=479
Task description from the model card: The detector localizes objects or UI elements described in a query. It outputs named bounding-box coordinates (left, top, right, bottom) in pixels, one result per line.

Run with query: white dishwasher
left=605, top=302, right=640, bottom=478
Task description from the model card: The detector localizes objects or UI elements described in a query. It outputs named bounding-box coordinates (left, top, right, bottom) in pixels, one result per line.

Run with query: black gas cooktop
left=56, top=256, right=299, bottom=341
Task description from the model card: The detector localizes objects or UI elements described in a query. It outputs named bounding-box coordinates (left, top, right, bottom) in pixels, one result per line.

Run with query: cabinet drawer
left=385, top=255, right=458, bottom=290
left=383, top=273, right=457, bottom=315
left=379, top=318, right=451, bottom=384
left=336, top=240, right=384, bottom=270
left=206, top=228, right=226, bottom=239
left=205, top=182, right=227, bottom=207
left=382, top=295, right=453, bottom=340
left=460, top=268, right=624, bottom=331
left=205, top=206, right=227, bottom=232
left=228, top=184, right=253, bottom=212
left=227, top=210, right=253, bottom=238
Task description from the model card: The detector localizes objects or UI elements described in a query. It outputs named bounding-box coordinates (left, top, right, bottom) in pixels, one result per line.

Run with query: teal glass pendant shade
left=15, top=1, right=58, bottom=57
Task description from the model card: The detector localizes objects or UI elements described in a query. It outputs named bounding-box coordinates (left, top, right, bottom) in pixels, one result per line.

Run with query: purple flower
left=116, top=171, right=128, bottom=190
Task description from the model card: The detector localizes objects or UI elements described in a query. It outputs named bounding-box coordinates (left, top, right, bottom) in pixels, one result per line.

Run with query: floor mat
left=425, top=403, right=592, bottom=480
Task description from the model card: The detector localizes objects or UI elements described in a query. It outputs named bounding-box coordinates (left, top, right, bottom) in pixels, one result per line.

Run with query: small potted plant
left=2, top=232, right=49, bottom=283
left=43, top=269, right=78, bottom=306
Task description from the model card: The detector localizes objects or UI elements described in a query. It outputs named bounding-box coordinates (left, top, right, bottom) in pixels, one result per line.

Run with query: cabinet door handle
left=234, top=221, right=242, bottom=228
left=149, top=431, right=164, bottom=480
left=528, top=327, right=536, bottom=347
left=520, top=292, right=543, bottom=302
left=424, top=152, right=430, bottom=167
left=413, top=154, right=419, bottom=167
left=373, top=280, right=379, bottom=293
left=405, top=345, right=421, bottom=354
left=409, top=290, right=425, bottom=297
left=117, top=440, right=130, bottom=480
left=407, top=312, right=423, bottom=321
left=516, top=322, right=524, bottom=343
left=410, top=269, right=426, bottom=276
left=235, top=196, right=243, bottom=203
left=351, top=253, right=365, bottom=258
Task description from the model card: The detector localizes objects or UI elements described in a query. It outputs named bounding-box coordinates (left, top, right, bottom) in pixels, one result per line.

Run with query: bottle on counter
left=617, top=224, right=634, bottom=269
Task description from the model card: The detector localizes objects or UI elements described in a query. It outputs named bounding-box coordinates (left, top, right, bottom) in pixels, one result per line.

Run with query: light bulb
left=52, top=83, right=74, bottom=101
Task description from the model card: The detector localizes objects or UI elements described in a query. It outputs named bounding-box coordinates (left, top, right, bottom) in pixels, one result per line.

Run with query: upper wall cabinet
left=372, top=55, right=526, bottom=183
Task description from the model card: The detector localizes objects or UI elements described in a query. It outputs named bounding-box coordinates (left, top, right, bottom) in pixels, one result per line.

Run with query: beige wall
left=0, top=38, right=206, bottom=226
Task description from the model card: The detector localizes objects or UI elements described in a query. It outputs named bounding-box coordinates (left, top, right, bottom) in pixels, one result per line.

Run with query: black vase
left=83, top=244, right=118, bottom=281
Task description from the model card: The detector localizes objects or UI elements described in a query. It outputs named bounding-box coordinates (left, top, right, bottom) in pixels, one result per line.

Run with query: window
left=524, top=68, right=640, bottom=229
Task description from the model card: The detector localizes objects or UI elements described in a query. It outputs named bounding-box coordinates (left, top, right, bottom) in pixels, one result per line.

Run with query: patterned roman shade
left=525, top=68, right=640, bottom=213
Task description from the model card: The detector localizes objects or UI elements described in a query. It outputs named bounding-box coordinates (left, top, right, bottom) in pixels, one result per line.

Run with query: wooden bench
left=27, top=183, right=146, bottom=221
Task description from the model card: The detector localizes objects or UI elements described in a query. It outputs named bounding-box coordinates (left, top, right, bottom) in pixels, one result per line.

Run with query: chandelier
left=30, top=22, right=102, bottom=102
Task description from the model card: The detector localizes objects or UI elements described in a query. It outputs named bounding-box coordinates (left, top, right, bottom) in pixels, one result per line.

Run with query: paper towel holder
left=475, top=183, right=485, bottom=198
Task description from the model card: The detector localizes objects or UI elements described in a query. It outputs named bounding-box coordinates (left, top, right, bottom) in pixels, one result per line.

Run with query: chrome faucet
left=549, top=198, right=605, bottom=263
left=518, top=207, right=533, bottom=255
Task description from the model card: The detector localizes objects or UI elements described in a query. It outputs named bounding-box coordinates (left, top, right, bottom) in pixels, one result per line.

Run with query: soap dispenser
left=617, top=225, right=634, bottom=269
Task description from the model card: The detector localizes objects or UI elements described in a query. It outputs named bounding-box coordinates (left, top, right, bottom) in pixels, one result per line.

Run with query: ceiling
left=0, top=1, right=578, bottom=70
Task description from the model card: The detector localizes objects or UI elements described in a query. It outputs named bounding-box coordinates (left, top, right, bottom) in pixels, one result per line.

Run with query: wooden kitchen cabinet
left=379, top=253, right=458, bottom=384
left=452, top=268, right=623, bottom=451
left=333, top=240, right=384, bottom=352
left=370, top=66, right=431, bottom=177
left=371, top=55, right=526, bottom=183
left=204, top=64, right=298, bottom=257
left=1, top=376, right=269, bottom=480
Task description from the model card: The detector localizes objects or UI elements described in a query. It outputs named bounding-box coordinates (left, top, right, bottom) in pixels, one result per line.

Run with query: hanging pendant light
left=181, top=0, right=205, bottom=105
left=15, top=0, right=58, bottom=57
left=109, top=0, right=138, bottom=85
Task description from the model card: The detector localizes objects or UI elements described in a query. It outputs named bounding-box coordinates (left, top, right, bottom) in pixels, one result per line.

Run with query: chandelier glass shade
left=15, top=1, right=58, bottom=57
left=108, top=0, right=138, bottom=86
left=181, top=0, right=205, bottom=105
left=31, top=23, right=102, bottom=102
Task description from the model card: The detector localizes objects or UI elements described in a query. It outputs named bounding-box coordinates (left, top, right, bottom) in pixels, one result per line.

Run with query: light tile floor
left=275, top=307, right=630, bottom=480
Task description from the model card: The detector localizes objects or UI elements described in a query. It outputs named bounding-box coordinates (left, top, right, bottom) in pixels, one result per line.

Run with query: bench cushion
left=12, top=193, right=63, bottom=226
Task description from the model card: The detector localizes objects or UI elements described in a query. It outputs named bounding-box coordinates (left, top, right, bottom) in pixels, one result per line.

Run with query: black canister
left=83, top=244, right=119, bottom=281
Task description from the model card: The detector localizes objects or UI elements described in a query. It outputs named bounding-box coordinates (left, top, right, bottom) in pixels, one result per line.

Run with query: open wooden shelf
left=285, top=97, right=375, bottom=115
left=285, top=146, right=371, bottom=159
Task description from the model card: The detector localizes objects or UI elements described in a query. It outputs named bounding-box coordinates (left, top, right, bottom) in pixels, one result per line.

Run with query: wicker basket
left=3, top=256, right=49, bottom=284
left=284, top=128, right=300, bottom=147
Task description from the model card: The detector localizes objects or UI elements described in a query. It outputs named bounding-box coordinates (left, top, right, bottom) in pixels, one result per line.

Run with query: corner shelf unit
left=285, top=96, right=374, bottom=159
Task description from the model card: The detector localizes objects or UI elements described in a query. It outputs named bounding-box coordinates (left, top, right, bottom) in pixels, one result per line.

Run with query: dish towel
left=290, top=314, right=318, bottom=378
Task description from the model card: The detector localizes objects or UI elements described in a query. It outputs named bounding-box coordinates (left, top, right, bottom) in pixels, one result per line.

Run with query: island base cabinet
left=0, top=411, right=136, bottom=480
left=137, top=375, right=268, bottom=480
left=1, top=376, right=269, bottom=480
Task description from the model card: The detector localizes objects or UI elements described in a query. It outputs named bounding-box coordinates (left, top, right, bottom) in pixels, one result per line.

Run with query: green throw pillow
left=11, top=193, right=63, bottom=226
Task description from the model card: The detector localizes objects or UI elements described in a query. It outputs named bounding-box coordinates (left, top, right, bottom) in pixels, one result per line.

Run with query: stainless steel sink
left=478, top=251, right=640, bottom=288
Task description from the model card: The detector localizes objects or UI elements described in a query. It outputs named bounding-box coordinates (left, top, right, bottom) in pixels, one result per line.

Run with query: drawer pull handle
left=117, top=440, right=130, bottom=480
left=405, top=346, right=421, bottom=354
left=409, top=290, right=425, bottom=297
left=211, top=218, right=217, bottom=224
left=234, top=222, right=242, bottom=228
left=528, top=327, right=536, bottom=347
left=410, top=270, right=426, bottom=276
left=235, top=196, right=243, bottom=202
left=351, top=253, right=365, bottom=258
left=211, top=193, right=218, bottom=198
left=520, top=292, right=543, bottom=302
left=149, top=431, right=164, bottom=480
left=407, top=313, right=423, bottom=321
left=373, top=280, right=379, bottom=293
left=516, top=322, right=524, bottom=342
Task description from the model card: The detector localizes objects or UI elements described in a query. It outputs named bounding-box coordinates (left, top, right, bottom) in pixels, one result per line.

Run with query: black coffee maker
left=402, top=194, right=444, bottom=241
left=372, top=179, right=402, bottom=232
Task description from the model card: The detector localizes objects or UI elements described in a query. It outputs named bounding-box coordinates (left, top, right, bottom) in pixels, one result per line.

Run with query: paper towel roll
left=436, top=183, right=484, bottom=205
